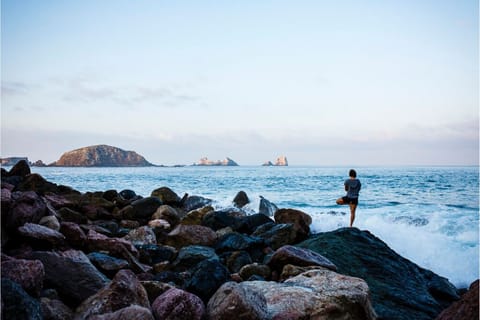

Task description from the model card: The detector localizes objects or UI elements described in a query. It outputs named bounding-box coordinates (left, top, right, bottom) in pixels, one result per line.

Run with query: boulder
left=181, top=205, right=214, bottom=225
left=1, top=278, right=43, bottom=320
left=258, top=195, right=278, bottom=216
left=136, top=244, right=177, bottom=265
left=1, top=257, right=45, bottom=296
left=119, top=189, right=137, bottom=200
left=18, top=222, right=66, bottom=247
left=6, top=191, right=47, bottom=229
left=26, top=249, right=109, bottom=306
left=182, top=195, right=213, bottom=212
left=435, top=279, right=479, bottom=320
left=140, top=281, right=175, bottom=304
left=151, top=204, right=183, bottom=227
left=124, top=226, right=156, bottom=245
left=238, top=213, right=274, bottom=234
left=39, top=215, right=61, bottom=231
left=296, top=228, right=460, bottom=320
left=40, top=297, right=74, bottom=320
left=88, top=305, right=154, bottom=320
left=266, top=245, right=337, bottom=273
left=60, top=222, right=87, bottom=247
left=252, top=222, right=297, bottom=249
left=172, top=245, right=219, bottom=272
left=202, top=208, right=246, bottom=231
left=233, top=190, right=250, bottom=208
left=152, top=288, right=205, bottom=320
left=186, top=258, right=231, bottom=303
left=274, top=208, right=312, bottom=242
left=164, top=224, right=217, bottom=249
left=151, top=186, right=181, bottom=206
left=7, top=159, right=31, bottom=177
left=126, top=197, right=162, bottom=220
left=207, top=282, right=268, bottom=320
left=87, top=252, right=129, bottom=277
left=224, top=250, right=253, bottom=273
left=241, top=269, right=376, bottom=319
left=57, top=207, right=88, bottom=224
left=74, top=269, right=150, bottom=319
left=238, top=263, right=272, bottom=281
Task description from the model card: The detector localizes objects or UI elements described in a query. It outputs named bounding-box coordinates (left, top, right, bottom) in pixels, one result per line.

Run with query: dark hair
left=349, top=169, right=357, bottom=178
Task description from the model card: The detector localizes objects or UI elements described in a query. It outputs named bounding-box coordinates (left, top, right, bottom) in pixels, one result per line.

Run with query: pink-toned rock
left=40, top=297, right=74, bottom=320
left=1, top=257, right=45, bottom=296
left=88, top=305, right=154, bottom=320
left=152, top=288, right=205, bottom=320
left=274, top=208, right=312, bottom=242
left=242, top=269, right=376, bottom=319
left=18, top=223, right=66, bottom=246
left=43, top=193, right=75, bottom=209
left=74, top=269, right=150, bottom=320
left=207, top=282, right=268, bottom=320
left=148, top=219, right=170, bottom=229
left=267, top=245, right=337, bottom=272
left=60, top=222, right=87, bottom=247
left=164, top=224, right=217, bottom=248
left=7, top=191, right=47, bottom=229
left=435, top=279, right=479, bottom=320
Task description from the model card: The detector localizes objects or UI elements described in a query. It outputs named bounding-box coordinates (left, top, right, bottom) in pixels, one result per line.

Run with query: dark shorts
left=342, top=196, right=358, bottom=205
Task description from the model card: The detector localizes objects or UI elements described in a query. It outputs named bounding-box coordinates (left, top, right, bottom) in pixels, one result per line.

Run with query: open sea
left=17, top=165, right=480, bottom=288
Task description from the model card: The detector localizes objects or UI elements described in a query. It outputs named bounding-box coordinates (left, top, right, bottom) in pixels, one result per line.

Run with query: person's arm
left=344, top=180, right=348, bottom=191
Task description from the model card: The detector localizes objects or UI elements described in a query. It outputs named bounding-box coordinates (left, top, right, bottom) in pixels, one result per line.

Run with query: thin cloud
left=1, top=81, right=30, bottom=96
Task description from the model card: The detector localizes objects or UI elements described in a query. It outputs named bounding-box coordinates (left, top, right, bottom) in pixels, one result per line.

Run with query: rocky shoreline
left=1, top=160, right=478, bottom=320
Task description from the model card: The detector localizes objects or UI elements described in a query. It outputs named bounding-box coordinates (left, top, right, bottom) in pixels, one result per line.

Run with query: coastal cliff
left=50, top=145, right=154, bottom=167
left=0, top=160, right=467, bottom=319
left=194, top=157, right=238, bottom=166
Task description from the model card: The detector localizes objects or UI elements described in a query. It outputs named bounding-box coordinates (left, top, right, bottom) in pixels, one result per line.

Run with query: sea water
left=14, top=165, right=479, bottom=288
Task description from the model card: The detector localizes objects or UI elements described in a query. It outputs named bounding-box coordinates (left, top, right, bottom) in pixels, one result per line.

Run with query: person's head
left=349, top=169, right=357, bottom=178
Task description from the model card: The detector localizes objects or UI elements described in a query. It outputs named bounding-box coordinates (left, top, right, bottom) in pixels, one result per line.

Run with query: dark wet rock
left=87, top=252, right=129, bottom=277
left=215, top=232, right=266, bottom=262
left=165, top=224, right=217, bottom=249
left=266, top=245, right=337, bottom=273
left=274, top=208, right=312, bottom=242
left=238, top=263, right=272, bottom=281
left=60, top=222, right=87, bottom=247
left=16, top=173, right=70, bottom=195
left=26, top=249, right=109, bottom=306
left=207, top=281, right=268, bottom=320
left=224, top=250, right=253, bottom=273
left=202, top=208, right=246, bottom=231
left=252, top=222, right=297, bottom=249
left=435, top=279, right=479, bottom=320
left=92, top=220, right=119, bottom=235
left=151, top=186, right=181, bottom=206
left=233, top=190, right=250, bottom=208
left=8, top=159, right=31, bottom=177
left=119, top=189, right=137, bottom=200
left=259, top=195, right=278, bottom=216
left=1, top=257, right=45, bottom=296
left=140, top=281, right=175, bottom=304
left=172, top=245, right=218, bottom=272
left=127, top=196, right=162, bottom=220
left=136, top=244, right=177, bottom=265
left=1, top=278, right=43, bottom=320
left=152, top=287, right=205, bottom=320
left=154, top=270, right=190, bottom=287
left=40, top=297, right=74, bottom=320
left=74, top=269, right=150, bottom=320
left=297, top=227, right=460, bottom=320
left=18, top=222, right=66, bottom=247
left=6, top=191, right=47, bottom=229
left=238, top=213, right=274, bottom=234
left=186, top=258, right=231, bottom=303
left=58, top=207, right=88, bottom=224
left=182, top=195, right=213, bottom=212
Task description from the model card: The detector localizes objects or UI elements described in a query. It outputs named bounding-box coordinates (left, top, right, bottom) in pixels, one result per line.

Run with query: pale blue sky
left=1, top=0, right=478, bottom=165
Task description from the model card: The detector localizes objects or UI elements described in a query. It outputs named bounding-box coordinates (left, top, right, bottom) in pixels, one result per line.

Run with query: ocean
left=15, top=165, right=480, bottom=288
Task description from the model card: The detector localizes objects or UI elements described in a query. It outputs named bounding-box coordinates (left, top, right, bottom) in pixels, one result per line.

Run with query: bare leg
left=349, top=204, right=357, bottom=227
left=336, top=197, right=345, bottom=205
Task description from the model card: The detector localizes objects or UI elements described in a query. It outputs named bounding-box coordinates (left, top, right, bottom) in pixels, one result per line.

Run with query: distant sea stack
left=194, top=157, right=239, bottom=166
left=262, top=156, right=288, bottom=166
left=51, top=145, right=154, bottom=167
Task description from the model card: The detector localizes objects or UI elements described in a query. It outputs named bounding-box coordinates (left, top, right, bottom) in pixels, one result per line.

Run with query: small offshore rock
left=233, top=190, right=250, bottom=208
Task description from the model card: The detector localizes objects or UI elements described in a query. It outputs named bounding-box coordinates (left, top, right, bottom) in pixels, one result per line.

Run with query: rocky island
left=50, top=145, right=154, bottom=167
left=193, top=157, right=239, bottom=166
left=262, top=156, right=288, bottom=166
left=1, top=160, right=477, bottom=320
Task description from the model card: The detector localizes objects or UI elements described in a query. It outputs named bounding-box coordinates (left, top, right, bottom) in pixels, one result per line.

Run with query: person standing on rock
left=336, top=169, right=361, bottom=227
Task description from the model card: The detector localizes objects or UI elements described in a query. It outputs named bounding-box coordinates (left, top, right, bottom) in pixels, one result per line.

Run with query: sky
left=1, top=0, right=478, bottom=166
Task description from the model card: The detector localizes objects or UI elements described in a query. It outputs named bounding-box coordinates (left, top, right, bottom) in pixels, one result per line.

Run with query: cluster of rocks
left=1, top=160, right=476, bottom=319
